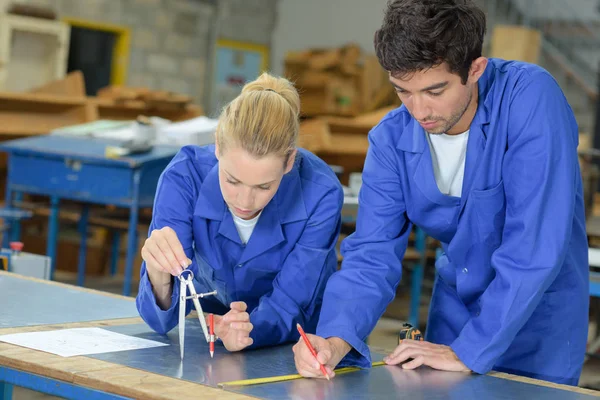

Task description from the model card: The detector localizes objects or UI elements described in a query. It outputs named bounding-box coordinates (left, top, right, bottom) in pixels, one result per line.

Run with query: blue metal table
left=0, top=271, right=139, bottom=329
left=0, top=271, right=140, bottom=400
left=0, top=136, right=179, bottom=296
left=87, top=320, right=600, bottom=400
left=1, top=303, right=598, bottom=399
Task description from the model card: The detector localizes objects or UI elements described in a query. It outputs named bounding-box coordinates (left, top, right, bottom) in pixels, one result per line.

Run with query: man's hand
left=384, top=339, right=471, bottom=372
left=212, top=301, right=253, bottom=352
left=293, top=335, right=351, bottom=379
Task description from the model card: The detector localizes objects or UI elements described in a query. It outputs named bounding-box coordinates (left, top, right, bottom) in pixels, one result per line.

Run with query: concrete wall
left=511, top=0, right=600, bottom=21
left=3, top=0, right=278, bottom=112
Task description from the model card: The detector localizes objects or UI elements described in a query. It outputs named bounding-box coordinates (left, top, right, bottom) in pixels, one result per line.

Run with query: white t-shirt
left=426, top=130, right=469, bottom=197
left=230, top=210, right=262, bottom=244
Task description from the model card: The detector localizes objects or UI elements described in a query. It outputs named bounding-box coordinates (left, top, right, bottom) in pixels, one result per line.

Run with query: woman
left=136, top=73, right=343, bottom=352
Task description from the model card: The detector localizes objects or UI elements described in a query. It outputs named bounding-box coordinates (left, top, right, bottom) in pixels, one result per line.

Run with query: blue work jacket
left=137, top=145, right=343, bottom=348
left=317, top=58, right=589, bottom=385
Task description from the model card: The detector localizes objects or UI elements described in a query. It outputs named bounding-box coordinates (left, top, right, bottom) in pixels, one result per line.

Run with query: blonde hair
left=215, top=72, right=300, bottom=161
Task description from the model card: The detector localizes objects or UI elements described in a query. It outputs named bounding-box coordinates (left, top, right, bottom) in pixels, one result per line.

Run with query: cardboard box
left=284, top=44, right=391, bottom=117
left=490, top=25, right=542, bottom=64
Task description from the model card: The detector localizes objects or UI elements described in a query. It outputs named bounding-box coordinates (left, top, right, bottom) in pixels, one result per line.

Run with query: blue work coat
left=317, top=58, right=589, bottom=385
left=137, top=145, right=343, bottom=348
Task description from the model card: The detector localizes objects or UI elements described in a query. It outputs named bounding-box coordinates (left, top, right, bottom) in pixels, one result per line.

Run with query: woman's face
left=217, top=145, right=295, bottom=220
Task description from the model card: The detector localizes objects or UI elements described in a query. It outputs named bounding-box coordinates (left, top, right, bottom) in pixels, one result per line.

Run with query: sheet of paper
left=0, top=327, right=169, bottom=357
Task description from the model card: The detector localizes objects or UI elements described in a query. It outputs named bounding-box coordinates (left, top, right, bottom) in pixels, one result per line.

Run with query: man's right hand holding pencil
left=292, top=331, right=352, bottom=379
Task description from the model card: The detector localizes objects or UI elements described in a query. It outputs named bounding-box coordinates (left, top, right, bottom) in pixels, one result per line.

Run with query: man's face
left=390, top=62, right=479, bottom=135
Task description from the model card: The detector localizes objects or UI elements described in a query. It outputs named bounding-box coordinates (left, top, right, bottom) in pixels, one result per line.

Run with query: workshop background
left=0, top=0, right=599, bottom=398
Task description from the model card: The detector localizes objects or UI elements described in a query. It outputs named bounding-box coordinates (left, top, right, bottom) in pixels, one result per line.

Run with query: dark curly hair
left=374, top=0, right=486, bottom=84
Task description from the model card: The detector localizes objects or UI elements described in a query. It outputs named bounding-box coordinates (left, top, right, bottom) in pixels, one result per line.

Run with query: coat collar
left=395, top=60, right=494, bottom=154
left=405, top=61, right=496, bottom=206
left=193, top=155, right=308, bottom=259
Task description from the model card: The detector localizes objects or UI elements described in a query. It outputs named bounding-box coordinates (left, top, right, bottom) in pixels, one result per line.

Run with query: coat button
left=462, top=268, right=468, bottom=273
left=237, top=264, right=243, bottom=268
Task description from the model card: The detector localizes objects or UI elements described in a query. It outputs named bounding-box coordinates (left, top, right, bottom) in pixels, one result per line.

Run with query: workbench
left=0, top=271, right=598, bottom=400
left=0, top=135, right=179, bottom=296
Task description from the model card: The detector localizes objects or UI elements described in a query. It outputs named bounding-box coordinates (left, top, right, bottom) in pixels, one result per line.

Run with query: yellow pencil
left=217, top=361, right=386, bottom=387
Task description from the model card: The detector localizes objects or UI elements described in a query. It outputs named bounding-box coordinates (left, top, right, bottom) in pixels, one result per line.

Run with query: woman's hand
left=213, top=301, right=254, bottom=352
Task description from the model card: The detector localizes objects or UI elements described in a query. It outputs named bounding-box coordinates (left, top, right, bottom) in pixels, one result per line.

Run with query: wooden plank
left=360, top=55, right=388, bottom=111
left=90, top=96, right=146, bottom=110
left=90, top=97, right=203, bottom=122
left=30, top=71, right=86, bottom=97
left=488, top=372, right=600, bottom=397
left=0, top=91, right=91, bottom=135
left=307, top=49, right=341, bottom=71
left=0, top=91, right=87, bottom=106
left=73, top=366, right=254, bottom=400
left=96, top=85, right=149, bottom=101
left=324, top=133, right=369, bottom=155
left=298, top=118, right=332, bottom=152
left=324, top=106, right=397, bottom=134
left=0, top=345, right=252, bottom=400
left=490, top=25, right=542, bottom=64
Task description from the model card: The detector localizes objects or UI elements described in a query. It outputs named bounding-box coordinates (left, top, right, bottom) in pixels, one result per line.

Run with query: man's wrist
left=327, top=336, right=352, bottom=360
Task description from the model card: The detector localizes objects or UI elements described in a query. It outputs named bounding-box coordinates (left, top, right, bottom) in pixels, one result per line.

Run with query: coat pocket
left=470, top=180, right=506, bottom=244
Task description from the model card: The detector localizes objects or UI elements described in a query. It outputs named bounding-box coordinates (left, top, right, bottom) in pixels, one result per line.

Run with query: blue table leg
left=110, top=230, right=121, bottom=277
left=409, top=227, right=426, bottom=328
left=0, top=381, right=13, bottom=400
left=47, top=196, right=60, bottom=280
left=2, top=186, right=13, bottom=250
left=77, top=204, right=90, bottom=287
left=9, top=192, right=22, bottom=243
left=123, top=171, right=141, bottom=297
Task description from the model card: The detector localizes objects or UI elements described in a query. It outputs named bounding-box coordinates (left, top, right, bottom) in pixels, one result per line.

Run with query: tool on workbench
left=218, top=361, right=387, bottom=387
left=178, top=269, right=217, bottom=360
left=398, top=322, right=423, bottom=344
left=209, top=313, right=215, bottom=358
left=0, top=241, right=51, bottom=280
left=105, top=116, right=155, bottom=158
left=296, top=323, right=330, bottom=381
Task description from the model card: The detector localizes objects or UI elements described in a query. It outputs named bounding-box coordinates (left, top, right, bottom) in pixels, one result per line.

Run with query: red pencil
left=296, top=323, right=330, bottom=380
left=209, top=313, right=215, bottom=358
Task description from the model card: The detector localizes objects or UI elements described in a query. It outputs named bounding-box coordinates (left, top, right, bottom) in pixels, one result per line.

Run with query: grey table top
left=0, top=272, right=139, bottom=329
left=89, top=321, right=598, bottom=400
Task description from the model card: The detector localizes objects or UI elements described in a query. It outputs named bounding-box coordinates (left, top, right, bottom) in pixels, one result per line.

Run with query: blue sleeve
left=248, top=185, right=343, bottom=348
left=316, top=134, right=412, bottom=368
left=136, top=161, right=199, bottom=334
left=451, top=72, right=580, bottom=373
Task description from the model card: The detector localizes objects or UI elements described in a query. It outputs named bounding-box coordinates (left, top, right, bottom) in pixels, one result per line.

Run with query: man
left=293, top=0, right=589, bottom=386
